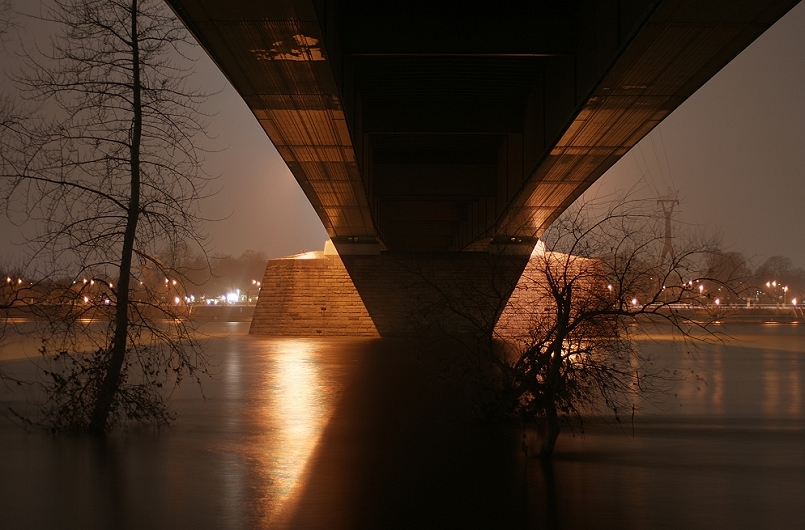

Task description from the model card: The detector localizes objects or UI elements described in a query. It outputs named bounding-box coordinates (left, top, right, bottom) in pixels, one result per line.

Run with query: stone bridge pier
left=250, top=240, right=534, bottom=337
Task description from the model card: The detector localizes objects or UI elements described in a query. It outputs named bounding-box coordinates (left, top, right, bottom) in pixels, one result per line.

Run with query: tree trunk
left=540, top=403, right=561, bottom=458
left=89, top=0, right=142, bottom=434
left=541, top=337, right=565, bottom=458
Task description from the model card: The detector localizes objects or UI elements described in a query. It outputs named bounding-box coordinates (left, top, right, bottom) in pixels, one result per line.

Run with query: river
left=1, top=323, right=803, bottom=529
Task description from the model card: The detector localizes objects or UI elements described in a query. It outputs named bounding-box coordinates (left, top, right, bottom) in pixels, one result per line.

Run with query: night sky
left=584, top=1, right=805, bottom=268
left=1, top=1, right=804, bottom=266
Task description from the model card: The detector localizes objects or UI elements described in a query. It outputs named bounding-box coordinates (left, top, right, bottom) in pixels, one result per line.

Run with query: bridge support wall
left=339, top=253, right=530, bottom=337
left=250, top=250, right=531, bottom=337
left=249, top=253, right=379, bottom=337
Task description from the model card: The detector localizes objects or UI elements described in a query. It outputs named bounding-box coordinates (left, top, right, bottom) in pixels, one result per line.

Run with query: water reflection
left=255, top=340, right=329, bottom=523
left=198, top=337, right=355, bottom=528
left=790, top=368, right=801, bottom=417
left=710, top=347, right=724, bottom=413
left=763, top=354, right=782, bottom=417
left=0, top=327, right=804, bottom=529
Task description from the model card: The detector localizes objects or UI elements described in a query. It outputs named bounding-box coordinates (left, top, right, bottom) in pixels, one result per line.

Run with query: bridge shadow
left=279, top=338, right=559, bottom=529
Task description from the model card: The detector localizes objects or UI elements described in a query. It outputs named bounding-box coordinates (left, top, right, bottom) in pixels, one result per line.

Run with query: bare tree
left=0, top=0, right=12, bottom=40
left=477, top=198, right=741, bottom=458
left=0, top=0, right=215, bottom=433
left=753, top=255, right=805, bottom=302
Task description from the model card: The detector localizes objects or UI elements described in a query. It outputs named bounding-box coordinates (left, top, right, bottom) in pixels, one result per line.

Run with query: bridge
left=167, top=0, right=799, bottom=336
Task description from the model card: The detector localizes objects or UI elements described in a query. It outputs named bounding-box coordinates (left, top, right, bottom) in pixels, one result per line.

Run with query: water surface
left=0, top=323, right=803, bottom=529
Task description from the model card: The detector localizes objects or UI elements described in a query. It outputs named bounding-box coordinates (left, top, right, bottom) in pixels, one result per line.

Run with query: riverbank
left=668, top=305, right=805, bottom=324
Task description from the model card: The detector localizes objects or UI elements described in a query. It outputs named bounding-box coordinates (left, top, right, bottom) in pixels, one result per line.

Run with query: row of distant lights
left=73, top=278, right=114, bottom=288
left=197, top=281, right=261, bottom=306
left=766, top=280, right=796, bottom=305
left=74, top=278, right=114, bottom=305
left=603, top=280, right=762, bottom=307
left=9, top=276, right=260, bottom=307
left=606, top=284, right=643, bottom=307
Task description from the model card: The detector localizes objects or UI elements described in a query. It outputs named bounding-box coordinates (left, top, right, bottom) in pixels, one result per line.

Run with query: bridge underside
left=168, top=0, right=798, bottom=335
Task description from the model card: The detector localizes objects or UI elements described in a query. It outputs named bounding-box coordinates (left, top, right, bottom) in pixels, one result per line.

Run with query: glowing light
left=631, top=297, right=638, bottom=307
left=607, top=284, right=613, bottom=291
left=226, top=291, right=239, bottom=303
left=172, top=279, right=177, bottom=286
left=251, top=340, right=333, bottom=523
left=793, top=298, right=797, bottom=306
left=715, top=298, right=720, bottom=305
left=83, top=296, right=89, bottom=303
left=174, top=296, right=181, bottom=305
left=699, top=284, right=704, bottom=293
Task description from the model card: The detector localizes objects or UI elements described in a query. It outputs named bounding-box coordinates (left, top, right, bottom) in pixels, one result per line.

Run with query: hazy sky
left=2, top=1, right=804, bottom=267
left=584, top=1, right=805, bottom=268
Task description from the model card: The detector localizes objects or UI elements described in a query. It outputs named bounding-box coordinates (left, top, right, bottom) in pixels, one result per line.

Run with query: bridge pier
left=250, top=241, right=533, bottom=337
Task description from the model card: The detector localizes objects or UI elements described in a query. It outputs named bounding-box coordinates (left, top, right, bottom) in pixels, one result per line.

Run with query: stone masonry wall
left=495, top=251, right=603, bottom=341
left=249, top=254, right=379, bottom=337
left=250, top=250, right=533, bottom=338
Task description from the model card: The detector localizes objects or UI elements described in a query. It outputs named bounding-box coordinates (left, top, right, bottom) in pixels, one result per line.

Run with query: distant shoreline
left=1, top=303, right=256, bottom=323
left=3, top=304, right=804, bottom=326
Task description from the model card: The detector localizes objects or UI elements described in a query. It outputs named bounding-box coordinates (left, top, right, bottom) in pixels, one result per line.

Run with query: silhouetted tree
left=0, top=0, right=215, bottom=432
left=702, top=250, right=752, bottom=304
left=195, top=250, right=269, bottom=299
left=0, top=1, right=11, bottom=40
left=753, top=255, right=805, bottom=304
left=455, top=198, right=737, bottom=458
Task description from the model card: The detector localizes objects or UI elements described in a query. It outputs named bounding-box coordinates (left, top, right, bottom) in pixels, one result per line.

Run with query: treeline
left=0, top=249, right=271, bottom=308
left=703, top=252, right=805, bottom=305
left=4, top=250, right=805, bottom=308
left=162, top=249, right=270, bottom=301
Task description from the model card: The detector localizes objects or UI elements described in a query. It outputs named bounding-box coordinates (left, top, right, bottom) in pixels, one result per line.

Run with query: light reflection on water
left=197, top=335, right=356, bottom=528
left=0, top=324, right=803, bottom=529
left=252, top=340, right=331, bottom=523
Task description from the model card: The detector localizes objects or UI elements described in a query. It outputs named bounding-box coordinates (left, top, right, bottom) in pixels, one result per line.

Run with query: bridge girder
left=167, top=0, right=799, bottom=253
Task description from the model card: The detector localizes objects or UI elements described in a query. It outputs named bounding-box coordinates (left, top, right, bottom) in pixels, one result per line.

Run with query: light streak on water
left=255, top=340, right=329, bottom=523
